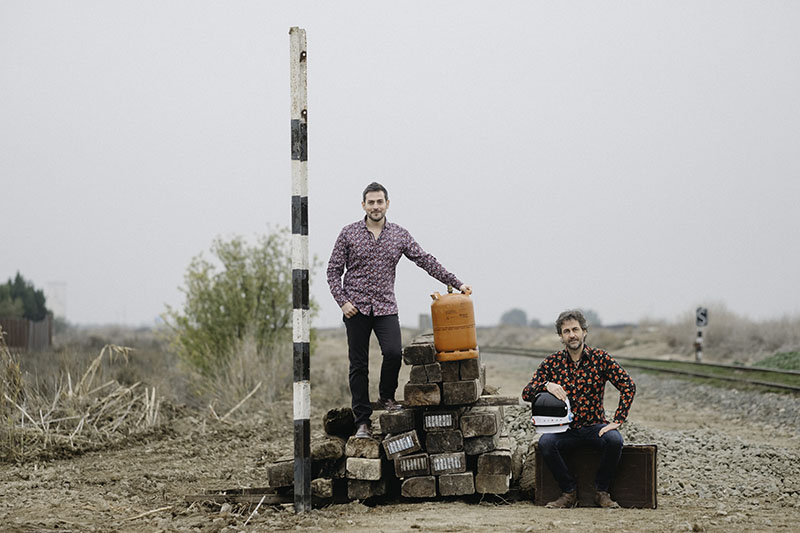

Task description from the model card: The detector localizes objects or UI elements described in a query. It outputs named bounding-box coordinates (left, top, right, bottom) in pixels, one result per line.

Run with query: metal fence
left=0, top=314, right=52, bottom=351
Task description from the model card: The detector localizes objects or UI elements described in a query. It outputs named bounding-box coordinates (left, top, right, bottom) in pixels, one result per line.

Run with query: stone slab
left=459, top=357, right=481, bottom=380
left=438, top=472, right=475, bottom=496
left=403, top=382, right=441, bottom=407
left=347, top=478, right=387, bottom=500
left=424, top=362, right=443, bottom=383
left=475, top=473, right=511, bottom=494
left=401, top=476, right=437, bottom=498
left=442, top=379, right=480, bottom=405
left=311, top=436, right=346, bottom=461
left=311, top=478, right=333, bottom=499
left=425, top=429, right=464, bottom=454
left=460, top=410, right=500, bottom=438
left=323, top=408, right=355, bottom=439
left=464, top=434, right=499, bottom=456
left=477, top=450, right=512, bottom=475
left=346, top=457, right=383, bottom=481
left=379, top=409, right=416, bottom=435
left=267, top=460, right=293, bottom=488
left=345, top=436, right=381, bottom=459
left=409, top=365, right=428, bottom=384
left=402, top=342, right=436, bottom=366
left=440, top=361, right=460, bottom=382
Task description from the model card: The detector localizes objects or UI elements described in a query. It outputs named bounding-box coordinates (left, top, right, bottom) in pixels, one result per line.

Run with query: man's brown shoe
left=355, top=423, right=372, bottom=439
left=378, top=398, right=403, bottom=412
left=545, top=490, right=577, bottom=509
left=594, top=490, right=620, bottom=508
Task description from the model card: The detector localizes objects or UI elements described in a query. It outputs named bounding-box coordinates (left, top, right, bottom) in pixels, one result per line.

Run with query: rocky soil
left=2, top=348, right=799, bottom=532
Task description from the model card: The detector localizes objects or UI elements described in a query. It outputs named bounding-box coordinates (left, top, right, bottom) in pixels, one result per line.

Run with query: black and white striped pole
left=289, top=26, right=311, bottom=513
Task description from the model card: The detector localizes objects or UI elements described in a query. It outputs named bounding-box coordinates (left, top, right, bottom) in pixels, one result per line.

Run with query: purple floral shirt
left=327, top=218, right=463, bottom=316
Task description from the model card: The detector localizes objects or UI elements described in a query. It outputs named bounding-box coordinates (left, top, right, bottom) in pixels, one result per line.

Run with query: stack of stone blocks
left=266, top=335, right=518, bottom=503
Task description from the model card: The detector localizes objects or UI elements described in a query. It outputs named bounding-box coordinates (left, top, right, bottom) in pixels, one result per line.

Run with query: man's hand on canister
left=545, top=382, right=568, bottom=401
left=341, top=302, right=358, bottom=318
left=598, top=422, right=621, bottom=437
left=459, top=284, right=472, bottom=293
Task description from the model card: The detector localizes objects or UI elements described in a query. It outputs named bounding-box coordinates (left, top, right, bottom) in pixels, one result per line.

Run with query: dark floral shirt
left=327, top=218, right=462, bottom=316
left=521, top=346, right=636, bottom=428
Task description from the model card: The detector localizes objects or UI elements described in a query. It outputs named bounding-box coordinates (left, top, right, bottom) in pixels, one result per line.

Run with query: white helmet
left=530, top=391, right=574, bottom=433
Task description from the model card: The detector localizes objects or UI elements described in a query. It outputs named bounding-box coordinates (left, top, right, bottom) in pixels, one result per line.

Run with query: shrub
left=163, top=229, right=315, bottom=377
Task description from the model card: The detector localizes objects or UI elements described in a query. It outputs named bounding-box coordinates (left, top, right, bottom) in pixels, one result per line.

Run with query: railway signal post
left=695, top=307, right=708, bottom=362
left=289, top=26, right=311, bottom=513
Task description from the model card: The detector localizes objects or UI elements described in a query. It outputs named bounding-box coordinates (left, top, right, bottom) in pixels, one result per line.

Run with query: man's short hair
left=555, top=309, right=589, bottom=335
left=362, top=182, right=388, bottom=202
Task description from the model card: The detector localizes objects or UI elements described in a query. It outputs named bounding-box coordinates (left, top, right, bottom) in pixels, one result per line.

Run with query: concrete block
left=403, top=342, right=436, bottom=365
left=403, top=382, right=441, bottom=407
left=267, top=459, right=293, bottom=488
left=401, top=476, right=437, bottom=498
left=314, top=457, right=347, bottom=480
left=459, top=357, right=481, bottom=380
left=477, top=450, right=512, bottom=475
left=464, top=434, right=499, bottom=456
left=460, top=410, right=500, bottom=438
left=394, top=453, right=430, bottom=478
left=347, top=478, right=387, bottom=500
left=311, top=478, right=333, bottom=499
left=440, top=361, right=460, bottom=382
left=442, top=379, right=480, bottom=405
left=439, top=472, right=475, bottom=496
left=311, top=436, right=346, bottom=461
left=382, top=430, right=422, bottom=460
left=323, top=407, right=355, bottom=439
left=424, top=362, right=443, bottom=383
left=425, top=429, right=464, bottom=454
left=479, top=364, right=486, bottom=393
left=379, top=409, right=416, bottom=435
left=430, top=452, right=467, bottom=475
left=346, top=457, right=383, bottom=481
left=422, top=410, right=460, bottom=432
left=475, top=473, right=511, bottom=494
left=345, top=436, right=381, bottom=459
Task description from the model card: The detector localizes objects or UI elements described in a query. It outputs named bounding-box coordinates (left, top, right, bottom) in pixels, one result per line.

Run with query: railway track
left=480, top=345, right=800, bottom=393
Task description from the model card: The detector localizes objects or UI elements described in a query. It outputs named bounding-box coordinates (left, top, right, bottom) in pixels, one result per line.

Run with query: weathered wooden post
left=289, top=26, right=310, bottom=513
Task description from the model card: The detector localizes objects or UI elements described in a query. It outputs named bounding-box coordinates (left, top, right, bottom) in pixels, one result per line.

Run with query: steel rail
left=480, top=345, right=800, bottom=393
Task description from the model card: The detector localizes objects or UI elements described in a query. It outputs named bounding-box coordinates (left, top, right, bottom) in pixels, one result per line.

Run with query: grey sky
left=2, top=2, right=799, bottom=329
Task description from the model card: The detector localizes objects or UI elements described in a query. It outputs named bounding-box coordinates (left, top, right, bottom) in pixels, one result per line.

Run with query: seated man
left=522, top=309, right=636, bottom=508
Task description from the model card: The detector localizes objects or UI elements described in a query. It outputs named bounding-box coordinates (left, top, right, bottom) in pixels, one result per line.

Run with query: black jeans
left=538, top=423, right=624, bottom=493
left=343, top=312, right=402, bottom=426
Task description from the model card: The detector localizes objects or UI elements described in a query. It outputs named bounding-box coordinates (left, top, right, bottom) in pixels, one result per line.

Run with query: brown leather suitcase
left=534, top=443, right=657, bottom=508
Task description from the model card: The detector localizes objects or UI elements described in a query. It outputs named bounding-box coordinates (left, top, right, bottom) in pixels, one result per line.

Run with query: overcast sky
left=2, top=1, right=799, bottom=329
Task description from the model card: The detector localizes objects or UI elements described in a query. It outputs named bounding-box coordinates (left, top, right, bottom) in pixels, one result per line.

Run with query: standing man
left=522, top=309, right=636, bottom=508
left=328, top=182, right=471, bottom=439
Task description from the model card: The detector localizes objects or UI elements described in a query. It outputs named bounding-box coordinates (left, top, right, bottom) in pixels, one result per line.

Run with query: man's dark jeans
left=343, top=312, right=402, bottom=426
left=538, top=423, right=624, bottom=493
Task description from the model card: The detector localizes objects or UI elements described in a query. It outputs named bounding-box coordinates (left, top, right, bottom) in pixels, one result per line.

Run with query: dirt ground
left=2, top=333, right=799, bottom=532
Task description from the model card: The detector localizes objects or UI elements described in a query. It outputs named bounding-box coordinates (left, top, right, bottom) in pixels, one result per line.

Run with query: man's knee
left=538, top=434, right=558, bottom=455
left=601, top=429, right=623, bottom=450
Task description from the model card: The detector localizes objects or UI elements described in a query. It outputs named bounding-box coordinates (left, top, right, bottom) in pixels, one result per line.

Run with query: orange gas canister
left=430, top=287, right=479, bottom=361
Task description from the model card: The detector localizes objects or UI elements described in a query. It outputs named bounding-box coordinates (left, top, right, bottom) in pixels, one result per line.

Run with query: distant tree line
left=0, top=272, right=49, bottom=321
left=499, top=307, right=601, bottom=328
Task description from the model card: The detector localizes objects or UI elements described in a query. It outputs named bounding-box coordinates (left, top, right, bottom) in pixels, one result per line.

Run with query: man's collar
left=361, top=216, right=391, bottom=229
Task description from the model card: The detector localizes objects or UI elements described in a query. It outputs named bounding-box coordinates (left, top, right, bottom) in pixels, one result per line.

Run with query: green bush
left=163, top=230, right=311, bottom=377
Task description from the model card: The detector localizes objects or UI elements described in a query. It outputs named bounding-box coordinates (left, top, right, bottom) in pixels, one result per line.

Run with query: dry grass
left=660, top=304, right=800, bottom=363
left=1, top=330, right=162, bottom=463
